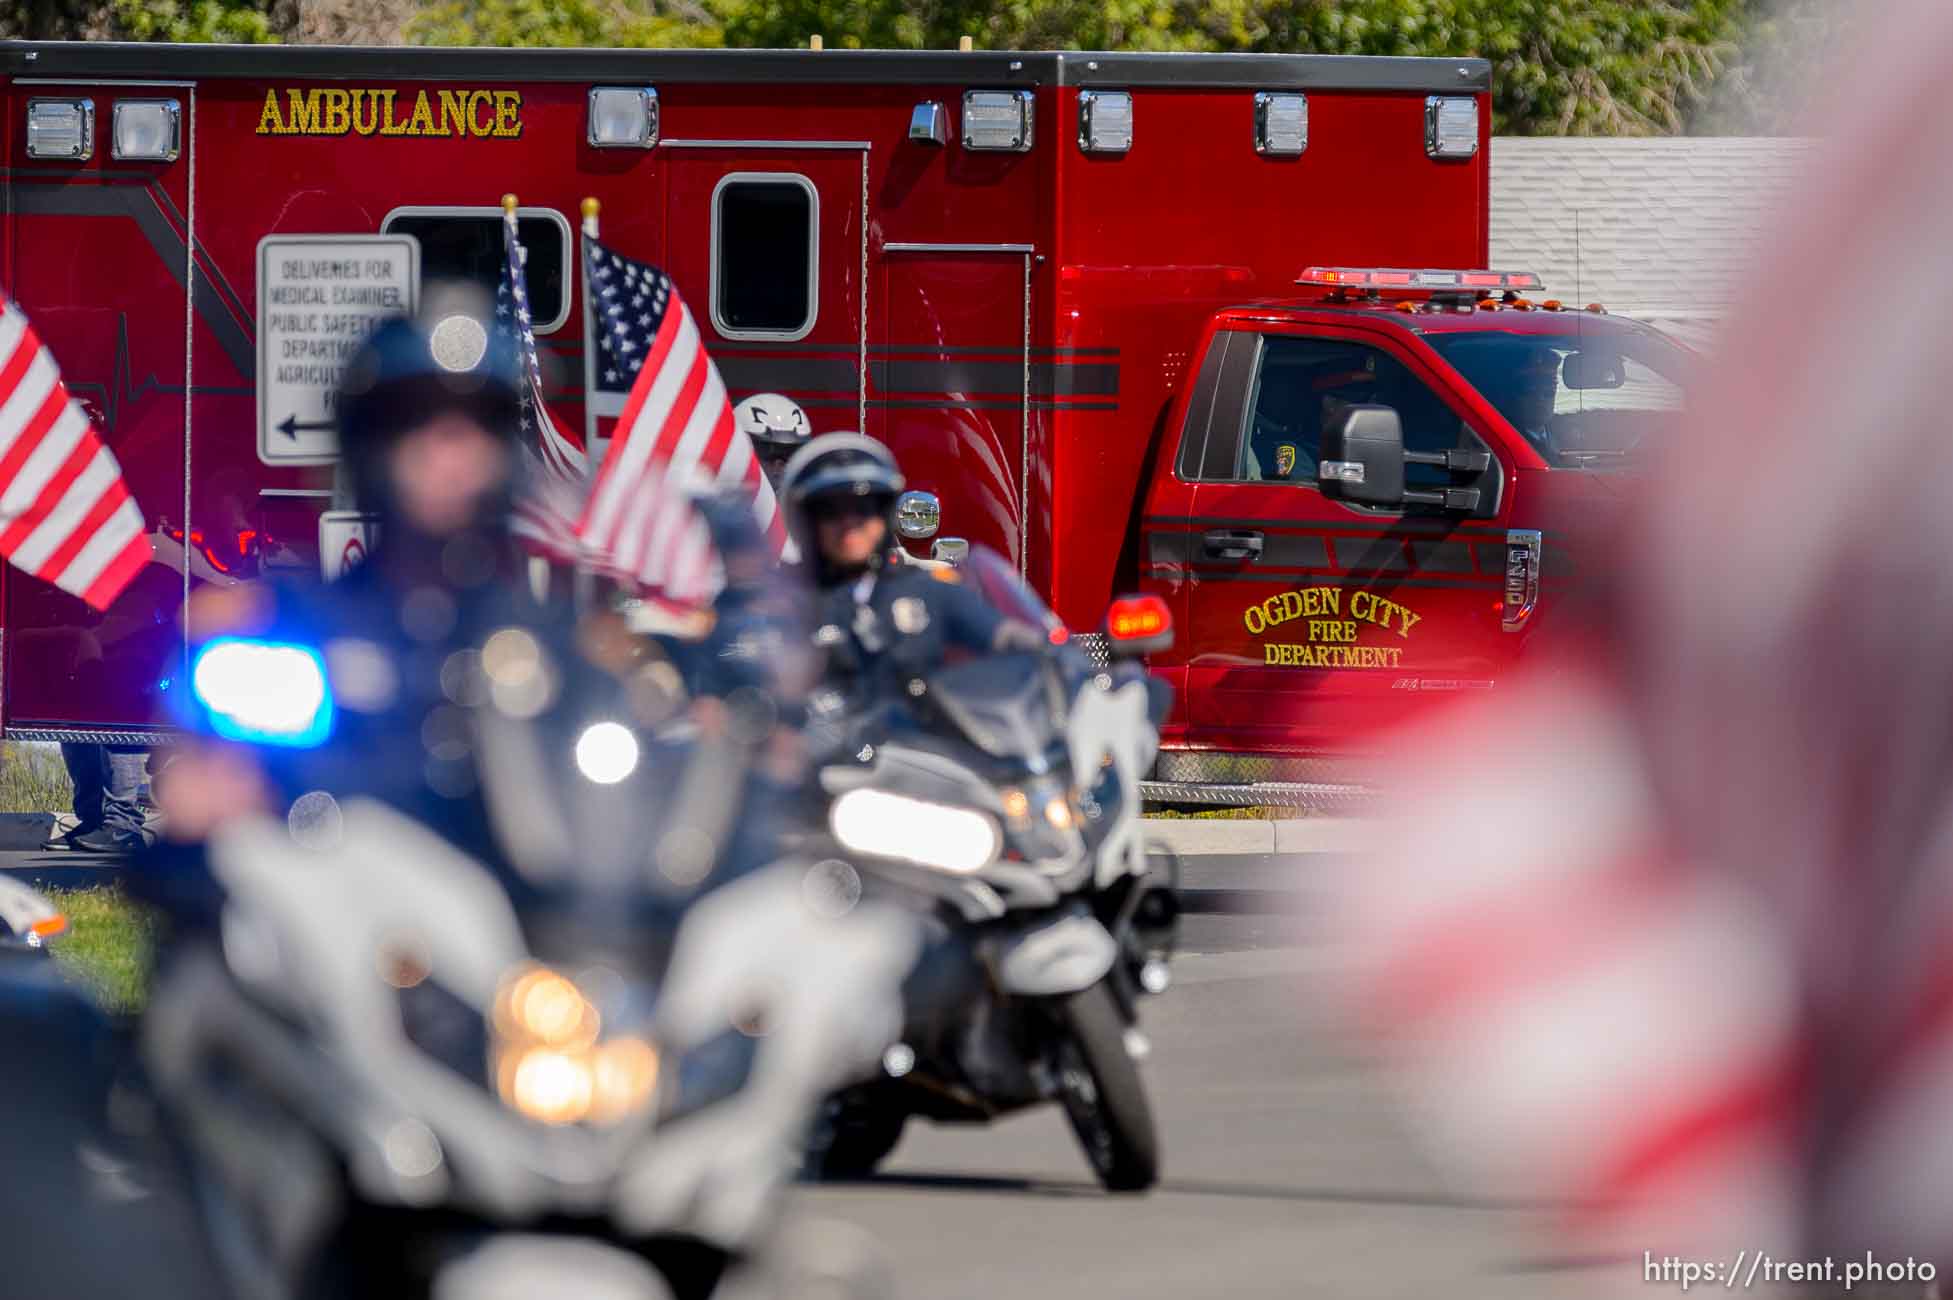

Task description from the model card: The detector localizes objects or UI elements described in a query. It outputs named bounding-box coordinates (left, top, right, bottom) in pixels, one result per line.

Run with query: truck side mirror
left=1318, top=404, right=1406, bottom=507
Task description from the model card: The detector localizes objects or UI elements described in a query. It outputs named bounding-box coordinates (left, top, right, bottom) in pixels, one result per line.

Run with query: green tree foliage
left=109, top=0, right=282, bottom=41
left=408, top=0, right=721, bottom=49
left=720, top=0, right=1757, bottom=135
left=3, top=0, right=1842, bottom=137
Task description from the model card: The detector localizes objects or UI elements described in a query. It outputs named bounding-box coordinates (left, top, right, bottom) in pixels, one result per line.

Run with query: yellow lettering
left=255, top=88, right=286, bottom=135
left=439, top=90, right=470, bottom=137
left=493, top=90, right=522, bottom=138
left=350, top=88, right=380, bottom=136
left=406, top=90, right=436, bottom=137
left=319, top=88, right=351, bottom=135
left=469, top=89, right=495, bottom=137
left=1397, top=607, right=1421, bottom=639
left=285, top=88, right=321, bottom=135
left=1243, top=604, right=1266, bottom=635
left=379, top=89, right=408, bottom=135
left=1279, top=590, right=1304, bottom=623
left=1263, top=643, right=1281, bottom=665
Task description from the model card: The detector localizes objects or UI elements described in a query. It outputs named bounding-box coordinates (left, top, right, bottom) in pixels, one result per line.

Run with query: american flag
left=497, top=208, right=587, bottom=564
left=577, top=234, right=786, bottom=599
left=0, top=288, right=150, bottom=611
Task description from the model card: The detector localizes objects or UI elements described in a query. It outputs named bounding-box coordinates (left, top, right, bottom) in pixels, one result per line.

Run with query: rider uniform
left=778, top=434, right=1034, bottom=707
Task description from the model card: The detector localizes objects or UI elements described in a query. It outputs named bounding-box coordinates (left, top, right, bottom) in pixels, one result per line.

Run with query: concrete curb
left=1144, top=817, right=1373, bottom=857
left=0, top=813, right=56, bottom=851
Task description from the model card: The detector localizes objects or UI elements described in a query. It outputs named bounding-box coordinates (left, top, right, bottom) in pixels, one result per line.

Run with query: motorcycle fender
left=992, top=913, right=1117, bottom=997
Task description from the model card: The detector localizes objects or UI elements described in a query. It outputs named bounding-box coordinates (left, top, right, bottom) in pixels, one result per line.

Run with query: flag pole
left=576, top=196, right=602, bottom=615
left=580, top=196, right=603, bottom=460
left=503, top=192, right=552, bottom=608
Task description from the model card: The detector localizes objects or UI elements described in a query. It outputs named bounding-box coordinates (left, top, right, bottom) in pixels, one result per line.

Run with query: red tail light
left=1048, top=625, right=1070, bottom=645
left=1106, top=594, right=1172, bottom=642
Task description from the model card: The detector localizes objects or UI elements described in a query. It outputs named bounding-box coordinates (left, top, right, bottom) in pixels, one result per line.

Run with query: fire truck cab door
left=4, top=83, right=198, bottom=734
left=1176, top=323, right=1514, bottom=752
left=658, top=148, right=867, bottom=438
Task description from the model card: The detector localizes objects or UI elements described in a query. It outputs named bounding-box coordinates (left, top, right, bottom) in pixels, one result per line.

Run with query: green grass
left=0, top=741, right=72, bottom=814
left=43, top=885, right=158, bottom=1014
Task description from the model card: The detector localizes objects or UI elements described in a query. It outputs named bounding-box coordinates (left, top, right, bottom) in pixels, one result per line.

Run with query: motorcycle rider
left=152, top=291, right=625, bottom=850
left=779, top=434, right=1043, bottom=715
left=734, top=392, right=813, bottom=492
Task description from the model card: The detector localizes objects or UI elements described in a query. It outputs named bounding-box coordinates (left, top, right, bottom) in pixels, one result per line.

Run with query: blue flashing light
left=190, top=637, right=335, bottom=748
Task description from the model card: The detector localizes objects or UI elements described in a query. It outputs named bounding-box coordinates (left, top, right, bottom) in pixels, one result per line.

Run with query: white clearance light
left=191, top=638, right=334, bottom=747
left=1254, top=92, right=1307, bottom=157
left=1077, top=90, right=1131, bottom=154
left=587, top=86, right=659, bottom=149
left=830, top=788, right=1000, bottom=873
left=962, top=89, right=1034, bottom=152
left=112, top=100, right=181, bottom=162
left=1426, top=96, right=1479, bottom=159
left=25, top=99, right=93, bottom=161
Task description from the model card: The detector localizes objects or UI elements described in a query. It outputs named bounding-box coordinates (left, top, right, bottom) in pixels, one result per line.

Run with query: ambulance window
left=1241, top=336, right=1481, bottom=489
left=381, top=208, right=571, bottom=333
left=712, top=174, right=817, bottom=341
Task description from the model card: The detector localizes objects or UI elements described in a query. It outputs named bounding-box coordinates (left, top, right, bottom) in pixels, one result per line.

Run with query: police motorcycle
left=130, top=584, right=918, bottom=1300
left=0, top=876, right=67, bottom=956
left=806, top=546, right=1180, bottom=1192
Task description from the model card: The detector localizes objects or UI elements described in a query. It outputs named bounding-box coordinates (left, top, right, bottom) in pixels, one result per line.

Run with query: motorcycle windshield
left=956, top=545, right=1066, bottom=637
left=927, top=651, right=1063, bottom=763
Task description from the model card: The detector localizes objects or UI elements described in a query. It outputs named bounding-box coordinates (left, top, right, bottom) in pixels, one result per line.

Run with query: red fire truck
left=0, top=41, right=1689, bottom=801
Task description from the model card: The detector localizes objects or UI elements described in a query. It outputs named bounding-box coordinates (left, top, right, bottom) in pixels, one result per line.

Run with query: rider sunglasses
left=812, top=496, right=883, bottom=523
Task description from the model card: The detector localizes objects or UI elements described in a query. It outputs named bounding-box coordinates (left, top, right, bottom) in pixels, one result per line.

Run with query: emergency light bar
left=1296, top=267, right=1543, bottom=294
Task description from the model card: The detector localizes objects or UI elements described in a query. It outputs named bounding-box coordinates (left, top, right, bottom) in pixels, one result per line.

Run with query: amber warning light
left=1105, top=594, right=1174, bottom=657
left=1297, top=267, right=1542, bottom=294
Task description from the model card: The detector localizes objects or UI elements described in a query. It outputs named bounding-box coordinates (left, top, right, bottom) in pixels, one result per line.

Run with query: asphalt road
left=790, top=912, right=1608, bottom=1300
left=0, top=845, right=1613, bottom=1299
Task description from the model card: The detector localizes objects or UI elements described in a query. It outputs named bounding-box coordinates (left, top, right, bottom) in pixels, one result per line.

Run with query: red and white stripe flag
left=577, top=232, right=784, bottom=604
left=498, top=204, right=588, bottom=566
left=0, top=288, right=150, bottom=611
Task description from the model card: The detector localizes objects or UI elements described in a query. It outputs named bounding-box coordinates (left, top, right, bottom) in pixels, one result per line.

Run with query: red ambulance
left=0, top=41, right=1690, bottom=800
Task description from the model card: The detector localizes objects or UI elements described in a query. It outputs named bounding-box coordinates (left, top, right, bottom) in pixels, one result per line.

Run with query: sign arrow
left=277, top=414, right=336, bottom=440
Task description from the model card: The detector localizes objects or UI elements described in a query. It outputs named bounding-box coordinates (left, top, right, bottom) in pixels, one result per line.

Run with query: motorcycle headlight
left=829, top=788, right=1000, bottom=874
left=489, top=964, right=661, bottom=1127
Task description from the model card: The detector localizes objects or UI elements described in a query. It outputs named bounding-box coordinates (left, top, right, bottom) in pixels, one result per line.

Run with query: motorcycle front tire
left=1054, top=980, right=1159, bottom=1192
left=807, top=1098, right=908, bottom=1181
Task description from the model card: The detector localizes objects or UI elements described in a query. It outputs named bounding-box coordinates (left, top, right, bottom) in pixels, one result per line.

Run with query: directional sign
left=319, top=510, right=378, bottom=582
left=257, top=234, right=419, bottom=467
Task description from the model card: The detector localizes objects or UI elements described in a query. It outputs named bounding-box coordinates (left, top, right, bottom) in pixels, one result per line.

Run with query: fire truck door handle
left=1203, top=529, right=1264, bottom=561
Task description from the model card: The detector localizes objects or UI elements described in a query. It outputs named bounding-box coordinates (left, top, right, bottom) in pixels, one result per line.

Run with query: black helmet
left=335, top=296, right=523, bottom=523
left=778, top=433, right=904, bottom=580
left=733, top=393, right=812, bottom=456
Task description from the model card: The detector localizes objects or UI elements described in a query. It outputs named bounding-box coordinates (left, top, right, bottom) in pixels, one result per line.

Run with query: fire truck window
left=1240, top=336, right=1477, bottom=489
left=1181, top=332, right=1261, bottom=481
left=381, top=212, right=569, bottom=333
left=713, top=177, right=816, bottom=339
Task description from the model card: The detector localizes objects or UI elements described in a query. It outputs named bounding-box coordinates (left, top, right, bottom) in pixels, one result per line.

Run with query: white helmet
left=733, top=393, right=811, bottom=455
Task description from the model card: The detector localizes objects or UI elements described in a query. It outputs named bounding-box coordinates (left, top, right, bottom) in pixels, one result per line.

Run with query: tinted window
left=383, top=212, right=567, bottom=331
left=1424, top=326, right=1692, bottom=466
left=714, top=178, right=815, bottom=337
left=1242, top=336, right=1478, bottom=488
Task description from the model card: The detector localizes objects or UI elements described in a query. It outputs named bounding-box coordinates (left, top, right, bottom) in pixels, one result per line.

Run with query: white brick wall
left=1490, top=136, right=1817, bottom=342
